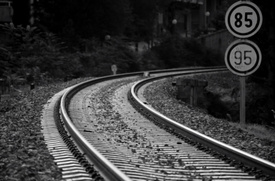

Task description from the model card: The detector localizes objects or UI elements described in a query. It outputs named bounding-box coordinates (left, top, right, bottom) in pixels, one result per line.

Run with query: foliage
left=35, top=0, right=178, bottom=44
left=249, top=1, right=275, bottom=122
left=36, top=0, right=132, bottom=40
left=190, top=73, right=274, bottom=126
left=79, top=37, right=140, bottom=77
left=201, top=91, right=229, bottom=119
left=144, top=77, right=275, bottom=164
left=10, top=0, right=30, bottom=26
left=4, top=0, right=275, bottom=120
left=35, top=0, right=175, bottom=43
left=245, top=83, right=271, bottom=125
left=0, top=47, right=12, bottom=76
left=142, top=35, right=222, bottom=69
left=139, top=50, right=165, bottom=71
left=127, top=0, right=157, bottom=42
left=211, top=0, right=238, bottom=30
left=208, top=0, right=275, bottom=121
left=0, top=23, right=85, bottom=83
left=0, top=23, right=143, bottom=83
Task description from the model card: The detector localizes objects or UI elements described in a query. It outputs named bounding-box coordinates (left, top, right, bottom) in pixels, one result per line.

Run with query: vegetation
left=187, top=73, right=274, bottom=126
left=0, top=24, right=141, bottom=82
left=0, top=1, right=274, bottom=179
left=211, top=0, right=238, bottom=30
left=0, top=23, right=83, bottom=81
left=78, top=38, right=140, bottom=76
left=0, top=24, right=222, bottom=89
left=144, top=76, right=275, bottom=164
left=141, top=35, right=223, bottom=69
left=1, top=0, right=274, bottom=125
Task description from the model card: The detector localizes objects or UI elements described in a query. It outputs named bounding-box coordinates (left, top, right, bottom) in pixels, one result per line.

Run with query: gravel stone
left=143, top=76, right=275, bottom=164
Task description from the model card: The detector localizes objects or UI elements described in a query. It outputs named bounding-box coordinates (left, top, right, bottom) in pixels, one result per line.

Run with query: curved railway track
left=42, top=67, right=275, bottom=181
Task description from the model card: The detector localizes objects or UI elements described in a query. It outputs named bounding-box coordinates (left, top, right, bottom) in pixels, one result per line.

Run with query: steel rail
left=60, top=80, right=132, bottom=181
left=59, top=66, right=227, bottom=181
left=129, top=68, right=275, bottom=179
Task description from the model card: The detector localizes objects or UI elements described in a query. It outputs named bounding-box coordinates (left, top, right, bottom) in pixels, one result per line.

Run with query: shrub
left=139, top=50, right=165, bottom=70
left=142, top=35, right=223, bottom=69
left=203, top=91, right=229, bottom=119
left=0, top=24, right=86, bottom=81
left=81, top=37, right=140, bottom=76
left=0, top=47, right=12, bottom=76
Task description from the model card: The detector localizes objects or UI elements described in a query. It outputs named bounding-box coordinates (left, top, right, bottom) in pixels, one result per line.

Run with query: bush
left=1, top=23, right=141, bottom=80
left=80, top=37, right=140, bottom=76
left=141, top=35, right=223, bottom=69
left=139, top=50, right=165, bottom=70
left=203, top=91, right=229, bottom=119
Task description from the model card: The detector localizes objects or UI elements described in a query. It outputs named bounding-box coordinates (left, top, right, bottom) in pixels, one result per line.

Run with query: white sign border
left=225, top=1, right=263, bottom=38
left=225, top=39, right=262, bottom=76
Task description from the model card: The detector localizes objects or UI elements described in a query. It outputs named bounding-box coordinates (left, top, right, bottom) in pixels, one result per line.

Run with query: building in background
left=0, top=0, right=13, bottom=23
left=157, top=0, right=222, bottom=37
left=0, top=0, right=13, bottom=45
left=1, top=0, right=38, bottom=26
left=155, top=0, right=233, bottom=55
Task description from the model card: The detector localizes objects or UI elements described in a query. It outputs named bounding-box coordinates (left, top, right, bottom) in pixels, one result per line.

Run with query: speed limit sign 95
left=225, top=1, right=262, bottom=38
left=225, top=39, right=262, bottom=76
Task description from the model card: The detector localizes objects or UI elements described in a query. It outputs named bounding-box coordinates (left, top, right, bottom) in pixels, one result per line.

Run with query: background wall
left=198, top=29, right=235, bottom=56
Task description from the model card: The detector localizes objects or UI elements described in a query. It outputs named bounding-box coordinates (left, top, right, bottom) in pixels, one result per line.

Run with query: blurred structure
left=0, top=0, right=13, bottom=46
left=0, top=0, right=13, bottom=23
left=154, top=0, right=234, bottom=55
left=156, top=0, right=222, bottom=37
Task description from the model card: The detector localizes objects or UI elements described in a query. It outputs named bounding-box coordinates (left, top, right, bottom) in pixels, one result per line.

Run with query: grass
left=230, top=122, right=275, bottom=142
left=184, top=72, right=275, bottom=143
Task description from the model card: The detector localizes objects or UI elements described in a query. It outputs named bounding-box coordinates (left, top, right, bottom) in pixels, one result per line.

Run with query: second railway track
left=43, top=67, right=275, bottom=180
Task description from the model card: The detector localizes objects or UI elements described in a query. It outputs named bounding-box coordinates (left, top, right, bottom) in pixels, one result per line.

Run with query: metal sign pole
left=240, top=76, right=246, bottom=125
left=225, top=1, right=262, bottom=125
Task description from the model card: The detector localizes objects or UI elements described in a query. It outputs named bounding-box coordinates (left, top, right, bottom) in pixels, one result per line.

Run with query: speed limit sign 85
left=225, top=39, right=262, bottom=76
left=225, top=1, right=262, bottom=38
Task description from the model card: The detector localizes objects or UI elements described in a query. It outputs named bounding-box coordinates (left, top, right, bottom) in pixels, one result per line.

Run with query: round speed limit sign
left=225, top=1, right=262, bottom=38
left=225, top=39, right=262, bottom=76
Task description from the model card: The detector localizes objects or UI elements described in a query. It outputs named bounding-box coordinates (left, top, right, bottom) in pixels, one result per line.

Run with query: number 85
left=234, top=50, right=252, bottom=65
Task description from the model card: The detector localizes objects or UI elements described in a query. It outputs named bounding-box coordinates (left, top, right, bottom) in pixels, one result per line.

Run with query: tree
left=251, top=0, right=275, bottom=125
left=127, top=0, right=157, bottom=42
left=211, top=0, right=238, bottom=30
left=207, top=0, right=275, bottom=125
left=11, top=0, right=30, bottom=26
left=35, top=0, right=132, bottom=40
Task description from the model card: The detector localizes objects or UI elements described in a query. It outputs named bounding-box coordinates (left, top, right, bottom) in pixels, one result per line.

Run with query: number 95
left=234, top=50, right=252, bottom=65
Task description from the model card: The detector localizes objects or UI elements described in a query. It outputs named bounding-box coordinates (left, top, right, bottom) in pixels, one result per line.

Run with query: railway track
left=41, top=67, right=275, bottom=180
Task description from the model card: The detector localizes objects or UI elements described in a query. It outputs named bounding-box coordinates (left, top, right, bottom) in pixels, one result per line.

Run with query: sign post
left=225, top=1, right=262, bottom=124
left=111, top=64, right=117, bottom=75
left=240, top=76, right=246, bottom=125
left=225, top=1, right=263, bottom=39
left=224, top=39, right=262, bottom=77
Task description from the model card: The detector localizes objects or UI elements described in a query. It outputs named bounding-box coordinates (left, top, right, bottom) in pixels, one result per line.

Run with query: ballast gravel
left=143, top=75, right=275, bottom=165
left=1, top=72, right=274, bottom=180
left=70, top=77, right=256, bottom=180
left=0, top=78, right=91, bottom=181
